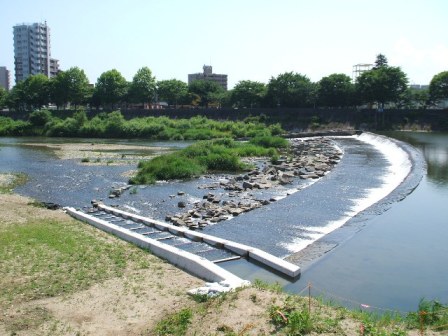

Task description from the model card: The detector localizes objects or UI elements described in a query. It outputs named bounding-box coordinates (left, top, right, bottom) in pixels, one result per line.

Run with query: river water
left=0, top=132, right=447, bottom=312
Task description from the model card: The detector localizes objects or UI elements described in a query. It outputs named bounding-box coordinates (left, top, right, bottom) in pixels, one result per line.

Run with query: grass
left=153, top=308, right=193, bottom=336
left=130, top=137, right=285, bottom=184
left=406, top=299, right=448, bottom=331
left=0, top=217, right=155, bottom=305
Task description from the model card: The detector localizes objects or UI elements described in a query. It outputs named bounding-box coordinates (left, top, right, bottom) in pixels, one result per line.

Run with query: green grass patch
left=131, top=137, right=283, bottom=184
left=0, top=218, right=155, bottom=305
left=153, top=308, right=193, bottom=336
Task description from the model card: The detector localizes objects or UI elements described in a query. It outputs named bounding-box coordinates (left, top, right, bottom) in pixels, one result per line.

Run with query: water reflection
left=383, top=132, right=448, bottom=185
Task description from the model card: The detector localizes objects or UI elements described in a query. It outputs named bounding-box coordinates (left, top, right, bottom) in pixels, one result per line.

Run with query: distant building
left=409, top=84, right=429, bottom=91
left=188, top=65, right=228, bottom=90
left=13, top=22, right=60, bottom=83
left=352, top=63, right=373, bottom=82
left=0, top=66, right=10, bottom=91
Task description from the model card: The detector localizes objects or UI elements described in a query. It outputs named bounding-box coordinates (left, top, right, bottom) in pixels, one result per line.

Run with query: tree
left=23, top=74, right=50, bottom=110
left=429, top=71, right=448, bottom=104
left=373, top=53, right=388, bottom=69
left=50, top=67, right=91, bottom=109
left=64, top=67, right=91, bottom=108
left=317, top=73, right=354, bottom=108
left=157, top=79, right=188, bottom=106
left=265, top=72, right=315, bottom=108
left=231, top=80, right=266, bottom=108
left=356, top=65, right=408, bottom=109
left=50, top=72, right=69, bottom=109
left=94, top=69, right=128, bottom=109
left=397, top=87, right=430, bottom=109
left=188, top=80, right=225, bottom=107
left=128, top=67, right=157, bottom=105
left=6, top=81, right=26, bottom=111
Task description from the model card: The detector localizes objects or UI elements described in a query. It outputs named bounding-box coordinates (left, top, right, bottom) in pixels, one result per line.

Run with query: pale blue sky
left=1, top=0, right=447, bottom=88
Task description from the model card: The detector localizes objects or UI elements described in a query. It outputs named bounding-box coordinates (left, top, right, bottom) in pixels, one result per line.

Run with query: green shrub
left=0, top=117, right=32, bottom=136
left=250, top=135, right=289, bottom=148
left=1, top=111, right=286, bottom=140
left=28, top=109, right=52, bottom=126
left=131, top=154, right=205, bottom=184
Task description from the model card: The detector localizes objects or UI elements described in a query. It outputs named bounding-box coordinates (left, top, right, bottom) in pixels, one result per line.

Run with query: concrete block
left=249, top=249, right=300, bottom=278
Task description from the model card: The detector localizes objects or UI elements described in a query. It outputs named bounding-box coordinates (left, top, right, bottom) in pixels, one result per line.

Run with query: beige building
left=188, top=65, right=228, bottom=90
left=0, top=66, right=10, bottom=91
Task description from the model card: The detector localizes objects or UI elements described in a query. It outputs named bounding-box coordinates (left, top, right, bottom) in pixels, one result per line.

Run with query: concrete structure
left=0, top=67, right=10, bottom=91
left=64, top=206, right=249, bottom=290
left=352, top=63, right=373, bottom=82
left=13, top=22, right=60, bottom=83
left=188, top=65, right=228, bottom=90
left=96, top=203, right=301, bottom=278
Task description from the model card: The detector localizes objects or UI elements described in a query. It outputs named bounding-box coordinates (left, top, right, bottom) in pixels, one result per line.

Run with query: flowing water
left=1, top=132, right=446, bottom=312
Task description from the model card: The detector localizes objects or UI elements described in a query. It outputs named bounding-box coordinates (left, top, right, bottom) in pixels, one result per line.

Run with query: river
left=0, top=132, right=447, bottom=312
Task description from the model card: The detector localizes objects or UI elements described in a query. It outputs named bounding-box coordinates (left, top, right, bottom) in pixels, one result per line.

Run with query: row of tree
left=1, top=54, right=447, bottom=112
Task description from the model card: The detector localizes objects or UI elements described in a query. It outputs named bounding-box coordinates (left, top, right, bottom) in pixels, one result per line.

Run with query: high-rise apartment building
left=13, top=22, right=60, bottom=83
left=188, top=65, right=228, bottom=90
left=0, top=66, right=10, bottom=91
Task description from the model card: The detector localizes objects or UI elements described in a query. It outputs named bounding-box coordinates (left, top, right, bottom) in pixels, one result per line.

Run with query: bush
left=0, top=117, right=32, bottom=136
left=131, top=154, right=205, bottom=184
left=1, top=112, right=286, bottom=140
left=28, top=109, right=52, bottom=126
left=250, top=135, right=289, bottom=148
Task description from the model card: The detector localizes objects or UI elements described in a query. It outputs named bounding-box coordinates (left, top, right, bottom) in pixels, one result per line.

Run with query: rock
left=242, top=181, right=254, bottom=189
left=230, top=208, right=245, bottom=216
left=178, top=201, right=186, bottom=208
left=173, top=218, right=186, bottom=226
left=42, top=202, right=60, bottom=210
left=177, top=191, right=185, bottom=196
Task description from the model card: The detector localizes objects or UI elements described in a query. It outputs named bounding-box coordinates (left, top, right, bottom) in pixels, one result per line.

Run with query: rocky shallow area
left=159, top=137, right=343, bottom=229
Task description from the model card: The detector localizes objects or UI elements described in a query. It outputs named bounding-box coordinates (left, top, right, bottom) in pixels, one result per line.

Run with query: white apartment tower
left=13, top=22, right=59, bottom=83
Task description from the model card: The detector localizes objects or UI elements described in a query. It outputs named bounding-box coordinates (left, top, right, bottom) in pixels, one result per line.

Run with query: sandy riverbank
left=21, top=142, right=173, bottom=165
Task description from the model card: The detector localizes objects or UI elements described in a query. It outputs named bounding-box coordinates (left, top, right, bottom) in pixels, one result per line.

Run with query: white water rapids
left=282, top=132, right=412, bottom=253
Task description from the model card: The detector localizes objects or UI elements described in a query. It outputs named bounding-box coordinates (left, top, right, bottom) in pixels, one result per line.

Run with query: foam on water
left=283, top=132, right=412, bottom=254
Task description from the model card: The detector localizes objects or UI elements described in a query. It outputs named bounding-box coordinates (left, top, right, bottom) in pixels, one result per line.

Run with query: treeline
left=0, top=110, right=283, bottom=139
left=0, top=54, right=447, bottom=112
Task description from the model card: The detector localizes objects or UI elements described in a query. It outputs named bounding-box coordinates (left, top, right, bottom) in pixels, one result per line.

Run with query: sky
left=1, top=0, right=447, bottom=88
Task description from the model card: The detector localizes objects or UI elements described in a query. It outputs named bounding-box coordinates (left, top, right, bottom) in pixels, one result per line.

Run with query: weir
left=64, top=202, right=300, bottom=288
